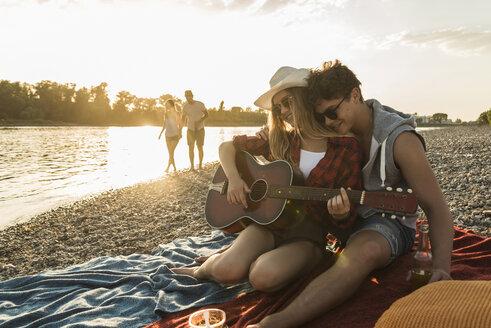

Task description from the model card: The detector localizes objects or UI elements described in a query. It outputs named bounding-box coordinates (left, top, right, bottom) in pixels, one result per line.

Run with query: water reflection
left=0, top=126, right=260, bottom=229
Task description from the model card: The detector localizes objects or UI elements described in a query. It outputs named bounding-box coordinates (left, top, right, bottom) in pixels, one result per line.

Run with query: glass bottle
left=410, top=222, right=433, bottom=291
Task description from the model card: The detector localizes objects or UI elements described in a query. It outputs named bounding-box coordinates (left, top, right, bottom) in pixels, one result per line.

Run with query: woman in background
left=158, top=99, right=182, bottom=173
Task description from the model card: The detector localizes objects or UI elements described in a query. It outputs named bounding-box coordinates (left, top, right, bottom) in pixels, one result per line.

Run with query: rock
left=0, top=263, right=16, bottom=270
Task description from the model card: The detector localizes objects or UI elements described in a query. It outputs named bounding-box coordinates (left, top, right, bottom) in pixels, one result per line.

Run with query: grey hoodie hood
left=368, top=99, right=418, bottom=144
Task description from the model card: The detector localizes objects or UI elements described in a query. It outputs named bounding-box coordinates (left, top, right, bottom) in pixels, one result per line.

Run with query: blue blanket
left=0, top=231, right=253, bottom=328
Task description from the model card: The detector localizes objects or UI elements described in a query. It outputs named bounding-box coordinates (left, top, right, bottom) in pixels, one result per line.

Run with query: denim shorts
left=330, top=215, right=416, bottom=265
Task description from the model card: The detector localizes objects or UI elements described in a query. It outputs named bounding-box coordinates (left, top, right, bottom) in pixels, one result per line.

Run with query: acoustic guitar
left=205, top=151, right=418, bottom=233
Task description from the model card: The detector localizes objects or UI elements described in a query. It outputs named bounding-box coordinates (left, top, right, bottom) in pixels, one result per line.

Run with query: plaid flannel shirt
left=233, top=133, right=362, bottom=233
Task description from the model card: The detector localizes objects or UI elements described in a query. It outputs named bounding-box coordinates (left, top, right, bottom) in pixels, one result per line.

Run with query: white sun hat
left=254, top=66, right=310, bottom=110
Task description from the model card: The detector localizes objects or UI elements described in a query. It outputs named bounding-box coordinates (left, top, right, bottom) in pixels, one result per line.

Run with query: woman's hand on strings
left=227, top=177, right=251, bottom=208
left=327, top=187, right=351, bottom=220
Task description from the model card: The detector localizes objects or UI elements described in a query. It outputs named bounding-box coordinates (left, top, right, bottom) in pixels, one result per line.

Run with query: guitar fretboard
left=266, top=185, right=364, bottom=204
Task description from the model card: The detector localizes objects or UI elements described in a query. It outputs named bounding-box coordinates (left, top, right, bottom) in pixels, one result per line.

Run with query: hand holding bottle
left=409, top=222, right=433, bottom=291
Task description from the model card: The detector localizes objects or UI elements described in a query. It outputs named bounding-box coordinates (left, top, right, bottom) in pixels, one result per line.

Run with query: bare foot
left=194, top=255, right=210, bottom=263
left=171, top=266, right=205, bottom=279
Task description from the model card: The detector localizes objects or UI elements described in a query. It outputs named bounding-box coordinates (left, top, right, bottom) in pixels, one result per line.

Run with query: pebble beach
left=0, top=126, right=490, bottom=281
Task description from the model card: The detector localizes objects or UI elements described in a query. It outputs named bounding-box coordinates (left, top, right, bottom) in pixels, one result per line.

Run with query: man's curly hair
left=306, top=60, right=363, bottom=107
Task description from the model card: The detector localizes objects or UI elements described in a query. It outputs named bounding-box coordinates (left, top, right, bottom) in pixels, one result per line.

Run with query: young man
left=250, top=61, right=453, bottom=328
left=181, top=90, right=208, bottom=170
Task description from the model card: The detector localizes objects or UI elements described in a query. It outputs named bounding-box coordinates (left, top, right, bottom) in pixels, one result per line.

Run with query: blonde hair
left=268, top=87, right=341, bottom=165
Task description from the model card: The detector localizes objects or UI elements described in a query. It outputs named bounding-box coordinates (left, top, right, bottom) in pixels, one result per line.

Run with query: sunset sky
left=1, top=0, right=490, bottom=121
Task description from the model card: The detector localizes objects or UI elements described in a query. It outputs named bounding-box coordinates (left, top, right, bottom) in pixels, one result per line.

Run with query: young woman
left=249, top=61, right=454, bottom=328
left=158, top=99, right=182, bottom=173
left=172, top=67, right=362, bottom=292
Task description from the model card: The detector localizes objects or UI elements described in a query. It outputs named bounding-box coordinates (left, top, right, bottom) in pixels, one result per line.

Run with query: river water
left=0, top=126, right=437, bottom=230
left=0, top=126, right=260, bottom=229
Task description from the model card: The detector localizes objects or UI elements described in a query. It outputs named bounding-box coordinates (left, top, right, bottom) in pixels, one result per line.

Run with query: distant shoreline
left=0, top=119, right=264, bottom=127
left=0, top=118, right=482, bottom=128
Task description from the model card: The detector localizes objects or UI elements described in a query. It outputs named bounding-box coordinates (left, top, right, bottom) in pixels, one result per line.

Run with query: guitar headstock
left=362, top=187, right=418, bottom=219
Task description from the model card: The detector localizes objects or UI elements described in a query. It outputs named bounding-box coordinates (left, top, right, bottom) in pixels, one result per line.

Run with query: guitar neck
left=268, top=185, right=364, bottom=204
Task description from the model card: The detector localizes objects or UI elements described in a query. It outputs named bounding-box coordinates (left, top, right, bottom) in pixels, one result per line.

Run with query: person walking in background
left=158, top=99, right=182, bottom=173
left=181, top=90, right=208, bottom=170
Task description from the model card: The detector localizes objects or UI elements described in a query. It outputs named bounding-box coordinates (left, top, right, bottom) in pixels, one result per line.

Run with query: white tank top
left=165, top=115, right=179, bottom=137
left=299, top=149, right=325, bottom=181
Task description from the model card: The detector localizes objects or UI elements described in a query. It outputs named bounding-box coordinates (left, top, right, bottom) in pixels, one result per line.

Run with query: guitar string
left=265, top=185, right=363, bottom=202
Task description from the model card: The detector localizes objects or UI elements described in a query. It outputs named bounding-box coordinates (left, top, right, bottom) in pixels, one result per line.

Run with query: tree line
left=0, top=80, right=268, bottom=126
left=477, top=108, right=491, bottom=126
left=416, top=112, right=479, bottom=125
left=1, top=79, right=488, bottom=126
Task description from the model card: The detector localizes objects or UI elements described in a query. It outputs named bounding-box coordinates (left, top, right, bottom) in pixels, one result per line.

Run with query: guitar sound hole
left=249, top=179, right=267, bottom=202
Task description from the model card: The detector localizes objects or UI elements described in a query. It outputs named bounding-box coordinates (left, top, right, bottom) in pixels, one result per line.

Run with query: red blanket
left=146, top=226, right=491, bottom=328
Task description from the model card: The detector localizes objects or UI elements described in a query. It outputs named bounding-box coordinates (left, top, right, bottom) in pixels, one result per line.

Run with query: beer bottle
left=410, top=222, right=433, bottom=291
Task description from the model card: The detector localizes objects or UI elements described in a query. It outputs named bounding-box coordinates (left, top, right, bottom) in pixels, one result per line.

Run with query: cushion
left=375, top=280, right=491, bottom=328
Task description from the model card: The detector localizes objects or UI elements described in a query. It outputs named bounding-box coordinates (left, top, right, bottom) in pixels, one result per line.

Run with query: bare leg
left=197, top=145, right=204, bottom=169
left=248, top=230, right=391, bottom=328
left=188, top=145, right=195, bottom=170
left=165, top=150, right=172, bottom=173
left=168, top=140, right=178, bottom=171
left=171, top=224, right=275, bottom=284
left=248, top=240, right=323, bottom=292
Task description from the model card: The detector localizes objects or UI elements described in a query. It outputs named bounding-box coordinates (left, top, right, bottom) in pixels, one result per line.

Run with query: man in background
left=181, top=90, right=208, bottom=170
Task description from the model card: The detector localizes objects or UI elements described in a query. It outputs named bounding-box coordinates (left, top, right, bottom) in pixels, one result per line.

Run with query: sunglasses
left=314, top=96, right=346, bottom=123
left=272, top=96, right=293, bottom=116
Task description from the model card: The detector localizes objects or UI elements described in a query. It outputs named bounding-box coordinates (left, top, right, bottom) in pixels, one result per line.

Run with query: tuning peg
left=402, top=216, right=406, bottom=220
left=382, top=213, right=386, bottom=218
left=396, top=188, right=402, bottom=192
left=391, top=215, right=396, bottom=219
left=386, top=187, right=393, bottom=191
left=407, top=189, right=413, bottom=193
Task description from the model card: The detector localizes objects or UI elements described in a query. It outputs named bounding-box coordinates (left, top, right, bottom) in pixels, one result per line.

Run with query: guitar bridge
left=209, top=180, right=228, bottom=195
